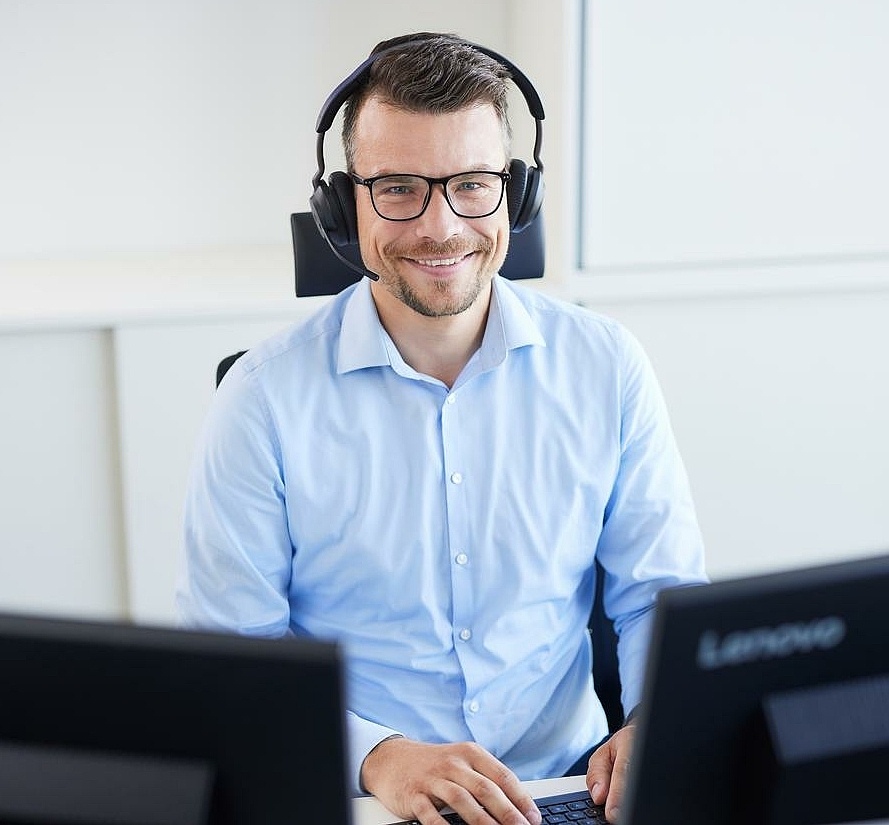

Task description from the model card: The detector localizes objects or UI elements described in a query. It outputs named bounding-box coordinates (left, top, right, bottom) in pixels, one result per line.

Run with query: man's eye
left=376, top=183, right=420, bottom=198
left=382, top=185, right=413, bottom=196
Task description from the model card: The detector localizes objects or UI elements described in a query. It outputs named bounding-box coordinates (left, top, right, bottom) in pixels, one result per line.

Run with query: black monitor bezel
left=0, top=613, right=352, bottom=825
left=623, top=552, right=889, bottom=825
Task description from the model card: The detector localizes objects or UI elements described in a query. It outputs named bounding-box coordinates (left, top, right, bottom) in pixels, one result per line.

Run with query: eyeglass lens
left=370, top=172, right=506, bottom=220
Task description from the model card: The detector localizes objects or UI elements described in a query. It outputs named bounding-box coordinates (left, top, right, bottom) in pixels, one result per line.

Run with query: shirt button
left=455, top=553, right=468, bottom=566
left=450, top=472, right=463, bottom=485
left=459, top=628, right=472, bottom=642
left=468, top=700, right=480, bottom=714
left=446, top=394, right=457, bottom=405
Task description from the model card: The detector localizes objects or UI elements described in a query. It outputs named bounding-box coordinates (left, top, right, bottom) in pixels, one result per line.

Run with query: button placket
left=440, top=389, right=475, bottom=661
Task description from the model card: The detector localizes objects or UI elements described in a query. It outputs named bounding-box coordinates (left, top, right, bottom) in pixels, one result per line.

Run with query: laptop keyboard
left=399, top=789, right=609, bottom=825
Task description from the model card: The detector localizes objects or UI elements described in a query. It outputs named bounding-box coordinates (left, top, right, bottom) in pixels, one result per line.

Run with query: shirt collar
left=477, top=275, right=547, bottom=371
left=337, top=280, right=391, bottom=375
left=336, top=276, right=546, bottom=376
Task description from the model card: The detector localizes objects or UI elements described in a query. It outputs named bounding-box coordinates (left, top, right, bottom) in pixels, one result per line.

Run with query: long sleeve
left=596, top=327, right=708, bottom=712
left=346, top=712, right=403, bottom=795
left=177, top=360, right=293, bottom=637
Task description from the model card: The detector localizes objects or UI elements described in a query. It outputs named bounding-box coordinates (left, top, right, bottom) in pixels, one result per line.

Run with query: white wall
left=0, top=0, right=509, bottom=260
left=580, top=1, right=889, bottom=268
left=1, top=2, right=314, bottom=258
left=1, top=0, right=887, bottom=622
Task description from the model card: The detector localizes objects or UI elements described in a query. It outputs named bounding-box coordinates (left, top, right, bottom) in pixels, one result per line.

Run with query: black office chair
left=590, top=560, right=623, bottom=732
left=216, top=210, right=625, bottom=732
left=215, top=350, right=248, bottom=389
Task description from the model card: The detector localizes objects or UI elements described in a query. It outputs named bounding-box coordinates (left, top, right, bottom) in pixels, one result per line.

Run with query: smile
left=408, top=253, right=472, bottom=267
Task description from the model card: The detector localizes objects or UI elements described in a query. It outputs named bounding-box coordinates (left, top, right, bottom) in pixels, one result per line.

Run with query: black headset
left=309, top=38, right=546, bottom=261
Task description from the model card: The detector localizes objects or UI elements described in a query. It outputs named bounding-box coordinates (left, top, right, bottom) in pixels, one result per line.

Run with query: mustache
left=384, top=238, right=494, bottom=260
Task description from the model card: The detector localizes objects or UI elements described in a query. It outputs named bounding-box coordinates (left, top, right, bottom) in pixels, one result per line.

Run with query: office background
left=1, top=0, right=887, bottom=624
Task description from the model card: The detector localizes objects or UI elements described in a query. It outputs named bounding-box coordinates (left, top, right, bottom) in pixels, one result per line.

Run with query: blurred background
left=1, top=0, right=887, bottom=624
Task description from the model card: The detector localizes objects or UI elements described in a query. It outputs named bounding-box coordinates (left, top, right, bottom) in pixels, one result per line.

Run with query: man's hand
left=586, top=723, right=636, bottom=823
left=361, top=737, right=542, bottom=825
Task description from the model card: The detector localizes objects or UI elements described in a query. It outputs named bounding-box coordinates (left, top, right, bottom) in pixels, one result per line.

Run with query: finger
left=469, top=777, right=540, bottom=825
left=465, top=750, right=541, bottom=825
left=586, top=739, right=616, bottom=805
left=411, top=792, right=461, bottom=825
left=437, top=771, right=539, bottom=825
left=604, top=748, right=632, bottom=824
left=431, top=780, right=499, bottom=825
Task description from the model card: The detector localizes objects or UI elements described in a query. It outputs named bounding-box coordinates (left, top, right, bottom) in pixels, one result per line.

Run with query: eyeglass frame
left=350, top=169, right=512, bottom=222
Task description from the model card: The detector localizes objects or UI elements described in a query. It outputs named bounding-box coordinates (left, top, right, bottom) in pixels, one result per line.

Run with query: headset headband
left=312, top=39, right=545, bottom=189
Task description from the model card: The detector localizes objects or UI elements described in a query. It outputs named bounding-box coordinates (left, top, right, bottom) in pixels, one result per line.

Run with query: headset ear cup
left=507, top=159, right=544, bottom=233
left=309, top=180, right=343, bottom=246
left=309, top=172, right=358, bottom=247
left=329, top=171, right=358, bottom=246
left=506, top=159, right=528, bottom=229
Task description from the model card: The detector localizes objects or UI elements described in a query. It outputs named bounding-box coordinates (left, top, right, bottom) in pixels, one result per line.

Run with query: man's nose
left=414, top=184, right=463, bottom=240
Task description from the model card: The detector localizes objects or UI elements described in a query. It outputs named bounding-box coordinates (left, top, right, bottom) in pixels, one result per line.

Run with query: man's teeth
left=414, top=256, right=464, bottom=267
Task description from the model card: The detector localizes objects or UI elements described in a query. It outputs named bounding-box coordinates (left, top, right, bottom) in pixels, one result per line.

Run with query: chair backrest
left=590, top=559, right=624, bottom=732
left=216, top=351, right=247, bottom=389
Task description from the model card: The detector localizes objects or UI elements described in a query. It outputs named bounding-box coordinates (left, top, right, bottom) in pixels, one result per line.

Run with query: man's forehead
left=352, top=98, right=506, bottom=146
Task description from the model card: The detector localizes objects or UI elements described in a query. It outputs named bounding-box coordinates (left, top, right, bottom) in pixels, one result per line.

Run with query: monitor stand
left=747, top=673, right=889, bottom=825
left=0, top=740, right=214, bottom=825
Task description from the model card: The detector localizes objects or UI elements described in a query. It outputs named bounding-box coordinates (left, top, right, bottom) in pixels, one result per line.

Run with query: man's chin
left=401, top=290, right=476, bottom=318
left=395, top=273, right=490, bottom=318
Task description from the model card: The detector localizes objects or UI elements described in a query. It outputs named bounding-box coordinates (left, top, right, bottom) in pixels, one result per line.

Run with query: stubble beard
left=380, top=238, right=497, bottom=318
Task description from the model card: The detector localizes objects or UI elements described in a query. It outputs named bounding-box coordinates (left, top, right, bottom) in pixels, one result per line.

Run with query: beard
left=377, top=237, right=499, bottom=318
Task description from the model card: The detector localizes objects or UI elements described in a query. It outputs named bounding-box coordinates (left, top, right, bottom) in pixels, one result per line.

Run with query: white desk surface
left=352, top=774, right=587, bottom=825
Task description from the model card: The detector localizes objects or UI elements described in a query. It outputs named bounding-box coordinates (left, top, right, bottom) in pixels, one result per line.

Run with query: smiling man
left=177, top=33, right=707, bottom=825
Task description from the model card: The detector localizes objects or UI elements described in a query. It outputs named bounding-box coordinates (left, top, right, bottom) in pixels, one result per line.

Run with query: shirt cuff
left=346, top=710, right=404, bottom=796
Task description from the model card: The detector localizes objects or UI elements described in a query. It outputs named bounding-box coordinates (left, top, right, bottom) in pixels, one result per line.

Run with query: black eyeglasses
left=351, top=170, right=511, bottom=222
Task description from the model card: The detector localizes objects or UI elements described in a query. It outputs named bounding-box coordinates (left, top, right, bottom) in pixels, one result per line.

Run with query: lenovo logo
left=697, top=616, right=846, bottom=670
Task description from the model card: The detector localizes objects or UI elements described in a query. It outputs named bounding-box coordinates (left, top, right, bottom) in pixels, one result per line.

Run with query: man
left=178, top=33, right=707, bottom=825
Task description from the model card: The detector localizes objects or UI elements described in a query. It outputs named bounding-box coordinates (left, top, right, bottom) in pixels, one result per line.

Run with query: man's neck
left=371, top=282, right=492, bottom=389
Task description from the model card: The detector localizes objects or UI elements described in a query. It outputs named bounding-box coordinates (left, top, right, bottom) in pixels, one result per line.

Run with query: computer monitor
left=0, top=613, right=352, bottom=825
left=623, top=552, right=889, bottom=825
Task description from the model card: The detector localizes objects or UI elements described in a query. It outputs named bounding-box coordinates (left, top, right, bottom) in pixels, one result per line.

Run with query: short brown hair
left=342, top=32, right=513, bottom=171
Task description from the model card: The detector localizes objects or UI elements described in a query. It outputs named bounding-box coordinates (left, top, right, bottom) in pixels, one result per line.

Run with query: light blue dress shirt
left=177, top=275, right=707, bottom=793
